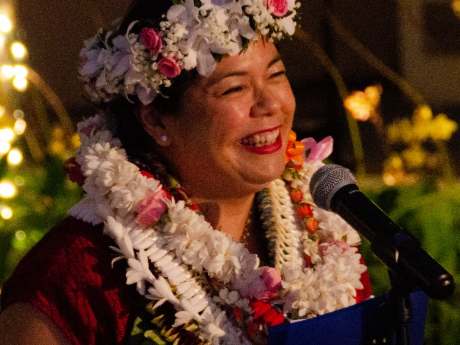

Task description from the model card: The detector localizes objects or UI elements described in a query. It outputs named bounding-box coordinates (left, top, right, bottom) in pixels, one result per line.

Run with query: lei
left=66, top=115, right=367, bottom=345
left=79, top=0, right=300, bottom=106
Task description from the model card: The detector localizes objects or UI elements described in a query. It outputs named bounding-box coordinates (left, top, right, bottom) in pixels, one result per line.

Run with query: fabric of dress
left=0, top=216, right=144, bottom=345
left=1, top=216, right=372, bottom=345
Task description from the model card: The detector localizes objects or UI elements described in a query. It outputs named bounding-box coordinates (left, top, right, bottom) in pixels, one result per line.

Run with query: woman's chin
left=239, top=162, right=285, bottom=189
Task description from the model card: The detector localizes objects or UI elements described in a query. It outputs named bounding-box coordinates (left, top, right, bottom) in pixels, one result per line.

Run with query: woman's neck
left=194, top=194, right=255, bottom=243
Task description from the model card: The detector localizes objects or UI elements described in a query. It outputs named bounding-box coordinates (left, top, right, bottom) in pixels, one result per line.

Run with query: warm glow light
left=8, top=149, right=22, bottom=165
left=0, top=181, right=16, bottom=198
left=0, top=142, right=10, bottom=153
left=13, top=119, right=26, bottom=135
left=1, top=64, right=14, bottom=79
left=11, top=42, right=26, bottom=59
left=1, top=206, right=13, bottom=220
left=0, top=128, right=14, bottom=142
left=0, top=105, right=5, bottom=117
left=0, top=15, right=12, bottom=33
left=12, top=76, right=27, bottom=91
left=383, top=173, right=396, bottom=186
left=453, top=0, right=460, bottom=18
left=344, top=85, right=382, bottom=122
left=0, top=34, right=5, bottom=49
left=13, top=65, right=27, bottom=78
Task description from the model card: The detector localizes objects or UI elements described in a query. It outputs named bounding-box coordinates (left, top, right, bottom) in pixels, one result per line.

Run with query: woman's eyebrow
left=268, top=55, right=282, bottom=68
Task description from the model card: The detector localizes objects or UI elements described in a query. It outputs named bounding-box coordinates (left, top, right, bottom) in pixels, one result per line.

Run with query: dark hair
left=107, top=0, right=198, bottom=166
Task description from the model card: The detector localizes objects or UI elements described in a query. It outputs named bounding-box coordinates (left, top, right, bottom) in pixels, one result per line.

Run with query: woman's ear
left=137, top=103, right=174, bottom=147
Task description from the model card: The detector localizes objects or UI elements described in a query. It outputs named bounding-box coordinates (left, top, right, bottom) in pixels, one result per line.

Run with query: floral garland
left=67, top=115, right=367, bottom=344
left=79, top=0, right=300, bottom=106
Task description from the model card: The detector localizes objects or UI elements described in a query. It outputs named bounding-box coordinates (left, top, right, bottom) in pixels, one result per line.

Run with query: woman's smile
left=240, top=127, right=282, bottom=154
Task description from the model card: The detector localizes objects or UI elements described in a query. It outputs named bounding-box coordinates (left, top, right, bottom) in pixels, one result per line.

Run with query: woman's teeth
left=240, top=129, right=279, bottom=147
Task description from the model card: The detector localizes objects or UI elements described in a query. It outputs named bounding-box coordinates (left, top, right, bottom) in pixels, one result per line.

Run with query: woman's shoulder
left=1, top=216, right=141, bottom=345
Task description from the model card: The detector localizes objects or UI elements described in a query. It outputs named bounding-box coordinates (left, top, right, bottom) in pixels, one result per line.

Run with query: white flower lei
left=69, top=114, right=367, bottom=344
left=79, top=0, right=300, bottom=105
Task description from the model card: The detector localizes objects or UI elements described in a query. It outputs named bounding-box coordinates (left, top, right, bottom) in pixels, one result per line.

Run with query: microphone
left=310, top=164, right=455, bottom=300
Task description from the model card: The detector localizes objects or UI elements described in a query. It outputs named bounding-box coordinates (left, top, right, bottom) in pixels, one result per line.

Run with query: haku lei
left=67, top=115, right=367, bottom=344
left=79, top=0, right=300, bottom=105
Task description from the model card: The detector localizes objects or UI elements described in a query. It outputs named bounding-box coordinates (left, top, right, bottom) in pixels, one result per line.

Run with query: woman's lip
left=241, top=133, right=282, bottom=154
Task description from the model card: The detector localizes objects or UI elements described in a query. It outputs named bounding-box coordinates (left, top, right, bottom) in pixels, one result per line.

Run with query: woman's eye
left=270, top=70, right=286, bottom=79
left=222, top=86, right=243, bottom=95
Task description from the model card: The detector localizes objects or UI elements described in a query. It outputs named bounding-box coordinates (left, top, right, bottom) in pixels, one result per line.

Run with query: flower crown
left=79, top=0, right=300, bottom=106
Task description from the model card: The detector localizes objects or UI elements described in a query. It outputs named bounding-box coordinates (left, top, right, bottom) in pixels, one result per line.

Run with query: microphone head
left=309, top=164, right=356, bottom=211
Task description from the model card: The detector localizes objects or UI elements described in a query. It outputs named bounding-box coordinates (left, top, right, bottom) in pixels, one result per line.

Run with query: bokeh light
left=13, top=65, right=27, bottom=78
left=15, top=230, right=26, bottom=241
left=13, top=118, right=26, bottom=135
left=0, top=15, right=12, bottom=33
left=13, top=109, right=24, bottom=119
left=11, top=42, right=26, bottom=59
left=1, top=64, right=14, bottom=79
left=0, top=141, right=11, bottom=153
left=0, top=105, right=5, bottom=118
left=0, top=206, right=13, bottom=220
left=8, top=148, right=22, bottom=165
left=0, top=181, right=16, bottom=198
left=0, top=128, right=14, bottom=142
left=12, top=76, right=27, bottom=91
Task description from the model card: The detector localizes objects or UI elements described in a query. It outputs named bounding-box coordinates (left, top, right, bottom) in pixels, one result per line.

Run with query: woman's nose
left=249, top=85, right=282, bottom=118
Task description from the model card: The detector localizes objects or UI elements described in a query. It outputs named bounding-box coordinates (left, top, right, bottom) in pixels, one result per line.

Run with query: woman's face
left=164, top=39, right=296, bottom=199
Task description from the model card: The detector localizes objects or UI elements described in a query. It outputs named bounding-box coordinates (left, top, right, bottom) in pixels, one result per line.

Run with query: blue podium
left=268, top=290, right=428, bottom=345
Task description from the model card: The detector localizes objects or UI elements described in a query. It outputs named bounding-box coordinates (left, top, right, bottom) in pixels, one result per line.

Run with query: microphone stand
left=389, top=270, right=415, bottom=345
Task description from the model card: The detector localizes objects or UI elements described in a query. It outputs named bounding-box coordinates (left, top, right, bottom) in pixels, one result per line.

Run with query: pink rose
left=139, top=27, right=163, bottom=56
left=301, top=136, right=333, bottom=162
left=259, top=266, right=282, bottom=301
left=157, top=56, right=181, bottom=79
left=136, top=189, right=169, bottom=225
left=265, top=0, right=288, bottom=17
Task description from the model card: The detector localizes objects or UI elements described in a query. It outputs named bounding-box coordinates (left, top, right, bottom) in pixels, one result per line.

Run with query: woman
left=0, top=0, right=371, bottom=344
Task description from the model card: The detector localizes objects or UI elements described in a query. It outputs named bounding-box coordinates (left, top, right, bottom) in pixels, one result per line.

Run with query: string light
left=0, top=128, right=14, bottom=142
left=0, top=142, right=10, bottom=153
left=11, top=42, right=26, bottom=59
left=7, top=149, right=22, bottom=165
left=0, top=15, right=12, bottom=33
left=1, top=206, right=13, bottom=220
left=0, top=181, right=16, bottom=198
left=12, top=76, right=27, bottom=91
left=13, top=118, right=26, bottom=135
left=13, top=65, right=27, bottom=78
left=1, top=64, right=14, bottom=79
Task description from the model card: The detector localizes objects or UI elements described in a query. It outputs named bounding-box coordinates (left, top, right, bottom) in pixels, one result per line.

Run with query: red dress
left=1, top=217, right=372, bottom=344
left=0, top=216, right=143, bottom=345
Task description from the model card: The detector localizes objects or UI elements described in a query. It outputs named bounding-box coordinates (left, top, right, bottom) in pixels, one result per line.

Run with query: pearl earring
left=160, top=135, right=168, bottom=142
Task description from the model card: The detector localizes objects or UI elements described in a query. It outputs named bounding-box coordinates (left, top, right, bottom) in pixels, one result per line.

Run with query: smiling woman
left=0, top=1, right=371, bottom=344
